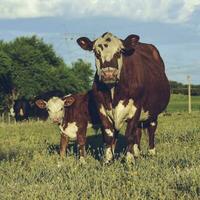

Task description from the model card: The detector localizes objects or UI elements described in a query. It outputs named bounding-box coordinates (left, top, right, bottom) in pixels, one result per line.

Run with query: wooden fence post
left=187, top=75, right=192, bottom=114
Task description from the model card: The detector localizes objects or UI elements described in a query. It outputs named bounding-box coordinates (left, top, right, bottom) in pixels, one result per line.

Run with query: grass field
left=167, top=94, right=200, bottom=112
left=0, top=111, right=200, bottom=200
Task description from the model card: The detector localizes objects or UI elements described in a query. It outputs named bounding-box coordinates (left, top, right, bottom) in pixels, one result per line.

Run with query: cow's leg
left=147, top=120, right=157, bottom=156
left=98, top=105, right=117, bottom=163
left=125, top=123, right=137, bottom=163
left=103, top=129, right=117, bottom=164
left=133, top=128, right=142, bottom=157
left=77, top=127, right=87, bottom=163
left=125, top=109, right=141, bottom=163
left=60, top=134, right=69, bottom=157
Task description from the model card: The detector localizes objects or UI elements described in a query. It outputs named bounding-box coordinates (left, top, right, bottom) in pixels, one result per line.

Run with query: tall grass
left=0, top=112, right=200, bottom=199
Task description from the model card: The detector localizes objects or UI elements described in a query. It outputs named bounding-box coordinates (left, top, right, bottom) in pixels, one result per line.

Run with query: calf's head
left=35, top=96, right=75, bottom=123
left=77, top=32, right=139, bottom=84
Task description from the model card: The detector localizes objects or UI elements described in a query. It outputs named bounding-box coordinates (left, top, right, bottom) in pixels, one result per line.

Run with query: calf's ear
left=77, top=37, right=93, bottom=51
left=63, top=96, right=75, bottom=107
left=35, top=99, right=47, bottom=109
left=122, top=34, right=140, bottom=56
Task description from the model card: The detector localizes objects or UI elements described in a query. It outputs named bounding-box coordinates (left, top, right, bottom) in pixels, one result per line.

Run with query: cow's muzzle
left=52, top=118, right=61, bottom=124
left=100, top=68, right=119, bottom=84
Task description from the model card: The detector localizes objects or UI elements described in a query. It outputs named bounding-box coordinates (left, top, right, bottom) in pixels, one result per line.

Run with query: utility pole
left=187, top=75, right=191, bottom=114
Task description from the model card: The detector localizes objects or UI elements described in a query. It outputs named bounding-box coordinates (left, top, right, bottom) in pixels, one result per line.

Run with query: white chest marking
left=100, top=100, right=137, bottom=130
left=110, top=87, right=115, bottom=100
left=59, top=122, right=78, bottom=139
left=114, top=100, right=136, bottom=130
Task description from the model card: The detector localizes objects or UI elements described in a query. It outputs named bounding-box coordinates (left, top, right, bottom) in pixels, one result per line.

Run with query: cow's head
left=77, top=32, right=139, bottom=84
left=35, top=96, right=75, bottom=124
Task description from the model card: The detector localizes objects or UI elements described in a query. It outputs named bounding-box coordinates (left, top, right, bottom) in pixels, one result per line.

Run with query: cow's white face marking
left=99, top=100, right=137, bottom=130
left=60, top=122, right=78, bottom=139
left=46, top=97, right=65, bottom=123
left=93, top=33, right=124, bottom=83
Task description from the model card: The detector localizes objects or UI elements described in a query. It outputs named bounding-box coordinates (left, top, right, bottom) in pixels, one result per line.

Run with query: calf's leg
left=77, top=128, right=87, bottom=163
left=60, top=134, right=69, bottom=157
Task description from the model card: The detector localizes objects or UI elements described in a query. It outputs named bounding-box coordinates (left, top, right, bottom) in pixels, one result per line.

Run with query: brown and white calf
left=35, top=91, right=100, bottom=159
left=77, top=32, right=170, bottom=163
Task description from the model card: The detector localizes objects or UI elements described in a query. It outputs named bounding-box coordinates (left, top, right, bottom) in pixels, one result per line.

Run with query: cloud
left=0, top=0, right=200, bottom=24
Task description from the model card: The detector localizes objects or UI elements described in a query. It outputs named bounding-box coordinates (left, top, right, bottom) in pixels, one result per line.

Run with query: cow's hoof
left=133, top=144, right=140, bottom=158
left=103, top=159, right=113, bottom=166
left=125, top=152, right=135, bottom=165
left=148, top=148, right=156, bottom=156
left=105, top=147, right=114, bottom=163
left=79, top=156, right=87, bottom=164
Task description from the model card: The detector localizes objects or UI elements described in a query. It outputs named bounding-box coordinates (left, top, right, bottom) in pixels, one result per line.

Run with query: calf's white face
left=35, top=95, right=75, bottom=124
left=35, top=97, right=64, bottom=123
left=46, top=97, right=65, bottom=123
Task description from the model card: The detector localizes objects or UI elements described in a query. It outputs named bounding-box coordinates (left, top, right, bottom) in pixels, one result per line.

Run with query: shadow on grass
left=0, top=150, right=19, bottom=161
left=47, top=133, right=127, bottom=160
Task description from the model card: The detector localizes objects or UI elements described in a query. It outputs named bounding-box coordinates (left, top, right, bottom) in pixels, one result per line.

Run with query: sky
left=0, top=0, right=200, bottom=84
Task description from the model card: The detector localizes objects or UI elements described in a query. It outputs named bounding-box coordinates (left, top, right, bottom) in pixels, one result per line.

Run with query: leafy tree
left=70, top=59, right=94, bottom=92
left=169, top=80, right=200, bottom=96
left=0, top=36, right=94, bottom=113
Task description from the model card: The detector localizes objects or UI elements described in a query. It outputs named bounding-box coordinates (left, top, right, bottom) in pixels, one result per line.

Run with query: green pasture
left=0, top=111, right=200, bottom=200
left=167, top=94, right=200, bottom=112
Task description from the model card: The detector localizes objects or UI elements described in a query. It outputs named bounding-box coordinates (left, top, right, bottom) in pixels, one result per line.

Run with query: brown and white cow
left=35, top=91, right=101, bottom=160
left=77, top=32, right=170, bottom=163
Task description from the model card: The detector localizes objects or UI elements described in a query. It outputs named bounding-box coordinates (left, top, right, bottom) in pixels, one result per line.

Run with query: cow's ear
left=77, top=37, right=93, bottom=51
left=122, top=34, right=140, bottom=56
left=35, top=99, right=47, bottom=109
left=63, top=96, right=75, bottom=107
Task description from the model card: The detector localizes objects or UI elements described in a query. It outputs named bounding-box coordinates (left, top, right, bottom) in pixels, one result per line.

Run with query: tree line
left=0, top=36, right=94, bottom=113
left=169, top=80, right=200, bottom=96
left=0, top=35, right=200, bottom=113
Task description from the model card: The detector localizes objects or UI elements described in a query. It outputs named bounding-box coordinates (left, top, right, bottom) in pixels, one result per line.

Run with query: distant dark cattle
left=77, top=32, right=170, bottom=163
left=33, top=90, right=64, bottom=120
left=13, top=98, right=31, bottom=121
left=35, top=91, right=101, bottom=160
